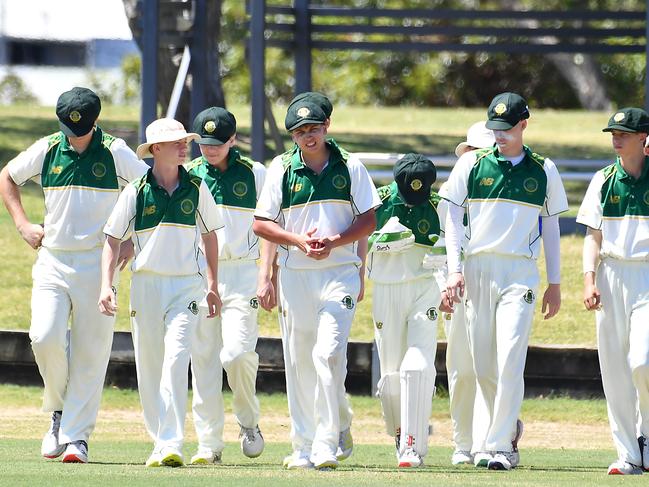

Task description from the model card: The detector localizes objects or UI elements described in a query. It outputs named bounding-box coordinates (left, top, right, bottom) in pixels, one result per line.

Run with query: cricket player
left=578, top=107, right=649, bottom=476
left=253, top=95, right=380, bottom=470
left=99, top=118, right=222, bottom=467
left=441, top=92, right=568, bottom=470
left=367, top=153, right=446, bottom=468
left=0, top=87, right=148, bottom=463
left=187, top=107, right=267, bottom=464
left=445, top=121, right=495, bottom=466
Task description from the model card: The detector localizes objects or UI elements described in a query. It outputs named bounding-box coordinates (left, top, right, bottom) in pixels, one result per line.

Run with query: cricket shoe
left=488, top=451, right=518, bottom=471
left=312, top=452, right=339, bottom=471
left=398, top=447, right=423, bottom=468
left=160, top=446, right=184, bottom=467
left=145, top=449, right=161, bottom=467
left=336, top=428, right=353, bottom=461
left=473, top=451, right=492, bottom=467
left=240, top=425, right=264, bottom=458
left=639, top=436, right=649, bottom=471
left=607, top=460, right=643, bottom=475
left=451, top=449, right=473, bottom=465
left=190, top=448, right=222, bottom=465
left=62, top=440, right=88, bottom=463
left=42, top=411, right=65, bottom=459
left=283, top=451, right=314, bottom=469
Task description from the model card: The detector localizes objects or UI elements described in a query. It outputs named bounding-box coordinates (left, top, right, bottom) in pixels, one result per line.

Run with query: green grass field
left=0, top=104, right=599, bottom=345
left=0, top=384, right=623, bottom=486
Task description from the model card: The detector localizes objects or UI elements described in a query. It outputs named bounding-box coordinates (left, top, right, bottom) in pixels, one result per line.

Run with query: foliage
left=0, top=73, right=37, bottom=105
left=213, top=0, right=646, bottom=108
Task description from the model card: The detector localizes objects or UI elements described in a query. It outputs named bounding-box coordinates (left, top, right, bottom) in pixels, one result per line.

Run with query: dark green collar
left=614, top=155, right=649, bottom=182
left=289, top=138, right=345, bottom=171
left=201, top=148, right=240, bottom=175
left=492, top=144, right=534, bottom=166
left=146, top=165, right=191, bottom=190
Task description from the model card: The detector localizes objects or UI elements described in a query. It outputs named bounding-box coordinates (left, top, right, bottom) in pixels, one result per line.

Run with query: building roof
left=0, top=0, right=133, bottom=41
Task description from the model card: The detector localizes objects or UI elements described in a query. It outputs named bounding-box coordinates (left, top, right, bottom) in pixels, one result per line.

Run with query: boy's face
left=493, top=119, right=526, bottom=153
left=200, top=135, right=235, bottom=165
left=290, top=120, right=330, bottom=154
left=152, top=139, right=189, bottom=164
left=610, top=130, right=646, bottom=155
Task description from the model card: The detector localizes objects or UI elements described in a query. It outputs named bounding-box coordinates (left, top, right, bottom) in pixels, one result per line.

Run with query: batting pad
left=377, top=372, right=401, bottom=436
left=400, top=348, right=435, bottom=457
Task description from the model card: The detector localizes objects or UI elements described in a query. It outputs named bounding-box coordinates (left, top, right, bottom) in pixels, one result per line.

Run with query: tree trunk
left=121, top=0, right=226, bottom=128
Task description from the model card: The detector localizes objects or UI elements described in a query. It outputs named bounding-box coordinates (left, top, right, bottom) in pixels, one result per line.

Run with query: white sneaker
left=312, top=453, right=338, bottom=471
left=488, top=451, right=518, bottom=470
left=398, top=447, right=423, bottom=468
left=451, top=449, right=473, bottom=465
left=283, top=451, right=314, bottom=469
left=336, top=428, right=353, bottom=461
left=639, top=436, right=649, bottom=471
left=190, top=449, right=222, bottom=465
left=608, top=460, right=643, bottom=475
left=41, top=411, right=65, bottom=459
left=146, top=450, right=161, bottom=467
left=240, top=425, right=264, bottom=458
left=473, top=451, right=492, bottom=467
left=160, top=447, right=184, bottom=467
left=62, top=440, right=88, bottom=464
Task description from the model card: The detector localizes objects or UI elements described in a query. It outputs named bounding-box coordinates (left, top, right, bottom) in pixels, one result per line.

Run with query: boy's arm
left=201, top=230, right=222, bottom=318
left=0, top=166, right=44, bottom=249
left=306, top=209, right=377, bottom=260
left=98, top=236, right=122, bottom=316
left=583, top=227, right=602, bottom=311
left=356, top=236, right=368, bottom=302
left=257, top=238, right=278, bottom=311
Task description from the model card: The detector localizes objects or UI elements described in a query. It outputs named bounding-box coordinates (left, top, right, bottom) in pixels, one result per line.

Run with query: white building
left=0, top=0, right=139, bottom=105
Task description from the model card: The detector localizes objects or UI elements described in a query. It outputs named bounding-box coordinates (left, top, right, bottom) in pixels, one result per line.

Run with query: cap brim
left=59, top=121, right=93, bottom=137
left=485, top=120, right=515, bottom=130
left=196, top=137, right=226, bottom=146
left=602, top=125, right=638, bottom=133
left=455, top=142, right=470, bottom=158
left=287, top=119, right=325, bottom=131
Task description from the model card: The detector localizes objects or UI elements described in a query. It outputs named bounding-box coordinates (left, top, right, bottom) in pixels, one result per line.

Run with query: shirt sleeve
left=541, top=158, right=569, bottom=217
left=438, top=151, right=475, bottom=207
left=104, top=183, right=137, bottom=241
left=347, top=155, right=381, bottom=215
left=252, top=161, right=267, bottom=202
left=196, top=180, right=223, bottom=234
left=254, top=156, right=285, bottom=222
left=576, top=170, right=606, bottom=230
left=6, top=137, right=49, bottom=186
left=110, top=138, right=150, bottom=188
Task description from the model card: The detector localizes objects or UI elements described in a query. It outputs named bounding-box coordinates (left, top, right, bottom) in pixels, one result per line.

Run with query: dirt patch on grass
left=0, top=406, right=612, bottom=450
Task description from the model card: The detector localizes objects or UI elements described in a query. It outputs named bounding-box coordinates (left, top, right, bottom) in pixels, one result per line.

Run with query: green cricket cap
left=485, top=92, right=530, bottom=130
left=393, top=153, right=436, bottom=206
left=603, top=107, right=649, bottom=133
left=192, top=107, right=236, bottom=145
left=289, top=91, right=333, bottom=118
left=285, top=101, right=327, bottom=131
left=56, top=87, right=101, bottom=137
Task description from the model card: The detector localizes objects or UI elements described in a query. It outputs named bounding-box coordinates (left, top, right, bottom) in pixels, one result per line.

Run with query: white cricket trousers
left=29, top=247, right=114, bottom=443
left=130, top=272, right=203, bottom=451
left=596, top=258, right=649, bottom=466
left=191, top=260, right=261, bottom=453
left=464, top=254, right=539, bottom=452
left=278, top=264, right=359, bottom=462
left=444, top=303, right=488, bottom=453
left=373, top=278, right=439, bottom=457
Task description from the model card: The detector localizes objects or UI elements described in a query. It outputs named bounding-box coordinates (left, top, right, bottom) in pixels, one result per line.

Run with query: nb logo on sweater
left=479, top=177, right=494, bottom=186
left=143, top=205, right=156, bottom=216
left=51, top=165, right=63, bottom=174
left=609, top=195, right=620, bottom=204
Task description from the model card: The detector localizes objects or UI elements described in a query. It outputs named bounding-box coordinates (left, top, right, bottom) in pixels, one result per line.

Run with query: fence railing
left=356, top=152, right=606, bottom=183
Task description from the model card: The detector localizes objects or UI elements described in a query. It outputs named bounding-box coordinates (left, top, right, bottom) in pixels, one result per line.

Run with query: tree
left=121, top=0, right=226, bottom=127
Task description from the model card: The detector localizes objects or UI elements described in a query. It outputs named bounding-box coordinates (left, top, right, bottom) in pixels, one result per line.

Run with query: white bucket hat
left=454, top=121, right=496, bottom=157
left=136, top=118, right=200, bottom=159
